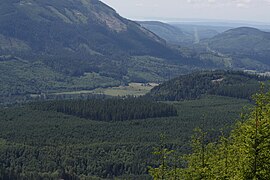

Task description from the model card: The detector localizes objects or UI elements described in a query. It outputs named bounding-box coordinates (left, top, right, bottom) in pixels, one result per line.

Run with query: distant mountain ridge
left=0, top=0, right=175, bottom=58
left=0, top=0, right=199, bottom=103
left=1, top=0, right=270, bottom=104
left=139, top=21, right=193, bottom=45
left=138, top=21, right=231, bottom=46
left=140, top=21, right=270, bottom=71
left=205, top=27, right=270, bottom=53
left=203, top=27, right=270, bottom=70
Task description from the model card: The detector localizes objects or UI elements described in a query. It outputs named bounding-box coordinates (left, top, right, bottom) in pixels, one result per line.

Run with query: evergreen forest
left=0, top=95, right=249, bottom=179
left=149, top=87, right=270, bottom=179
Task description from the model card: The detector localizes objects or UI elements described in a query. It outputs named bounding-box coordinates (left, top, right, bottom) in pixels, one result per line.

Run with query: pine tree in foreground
left=149, top=86, right=270, bottom=179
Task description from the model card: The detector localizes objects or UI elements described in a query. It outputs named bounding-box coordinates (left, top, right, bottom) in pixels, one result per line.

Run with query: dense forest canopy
left=147, top=70, right=270, bottom=101
left=31, top=97, right=178, bottom=121
left=149, top=87, right=270, bottom=179
left=0, top=95, right=249, bottom=179
left=0, top=0, right=202, bottom=105
left=0, top=0, right=270, bottom=179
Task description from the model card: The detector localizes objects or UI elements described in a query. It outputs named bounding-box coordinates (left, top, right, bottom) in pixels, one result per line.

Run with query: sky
left=101, top=0, right=270, bottom=23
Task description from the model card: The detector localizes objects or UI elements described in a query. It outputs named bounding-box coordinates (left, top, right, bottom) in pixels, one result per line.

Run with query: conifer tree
left=150, top=86, right=270, bottom=179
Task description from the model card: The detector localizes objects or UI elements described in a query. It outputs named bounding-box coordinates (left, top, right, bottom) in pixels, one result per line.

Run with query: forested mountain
left=172, top=23, right=231, bottom=41
left=0, top=0, right=209, bottom=104
left=139, top=21, right=231, bottom=46
left=0, top=0, right=174, bottom=59
left=139, top=21, right=194, bottom=46
left=2, top=1, right=270, bottom=104
left=139, top=21, right=270, bottom=71
left=206, top=27, right=270, bottom=55
left=146, top=71, right=270, bottom=101
left=202, top=27, right=270, bottom=70
left=1, top=0, right=270, bottom=179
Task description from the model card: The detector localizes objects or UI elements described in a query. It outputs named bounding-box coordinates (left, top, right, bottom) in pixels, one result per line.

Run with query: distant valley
left=0, top=0, right=208, bottom=104
left=139, top=21, right=231, bottom=45
left=139, top=21, right=270, bottom=72
left=1, top=0, right=270, bottom=105
left=1, top=0, right=270, bottom=179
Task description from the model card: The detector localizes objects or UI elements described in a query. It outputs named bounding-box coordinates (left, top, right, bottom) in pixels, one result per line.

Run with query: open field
left=54, top=82, right=159, bottom=97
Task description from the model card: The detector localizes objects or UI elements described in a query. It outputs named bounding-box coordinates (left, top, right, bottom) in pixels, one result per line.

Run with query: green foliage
left=0, top=0, right=207, bottom=106
left=149, top=87, right=270, bottom=179
left=0, top=96, right=248, bottom=178
left=149, top=134, right=177, bottom=180
left=141, top=23, right=270, bottom=71
left=205, top=27, right=270, bottom=69
left=31, top=97, right=178, bottom=121
left=147, top=70, right=270, bottom=101
left=0, top=55, right=194, bottom=105
left=227, top=86, right=270, bottom=179
left=0, top=0, right=193, bottom=105
left=0, top=59, right=122, bottom=105
left=127, top=56, right=190, bottom=83
left=182, top=129, right=214, bottom=179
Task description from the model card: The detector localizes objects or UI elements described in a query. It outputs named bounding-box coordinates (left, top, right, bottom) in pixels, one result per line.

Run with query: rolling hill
left=146, top=70, right=270, bottom=101
left=140, top=22, right=270, bottom=71
left=203, top=27, right=270, bottom=70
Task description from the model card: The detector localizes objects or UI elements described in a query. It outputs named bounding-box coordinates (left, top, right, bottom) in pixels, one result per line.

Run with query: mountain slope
left=139, top=21, right=193, bottom=45
left=0, top=0, right=208, bottom=103
left=139, top=21, right=233, bottom=46
left=203, top=27, right=270, bottom=70
left=0, top=0, right=168, bottom=56
left=0, top=0, right=186, bottom=77
left=172, top=23, right=231, bottom=41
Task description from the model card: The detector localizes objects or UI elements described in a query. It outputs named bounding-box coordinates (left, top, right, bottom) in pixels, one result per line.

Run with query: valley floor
left=0, top=95, right=249, bottom=179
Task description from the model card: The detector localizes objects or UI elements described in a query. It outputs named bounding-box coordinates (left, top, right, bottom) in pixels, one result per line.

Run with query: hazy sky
left=101, top=0, right=270, bottom=23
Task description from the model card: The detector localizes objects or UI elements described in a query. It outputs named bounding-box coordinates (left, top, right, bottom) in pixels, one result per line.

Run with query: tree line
left=147, top=70, right=270, bottom=101
left=31, top=97, right=178, bottom=121
left=0, top=95, right=248, bottom=179
left=149, top=86, right=270, bottom=179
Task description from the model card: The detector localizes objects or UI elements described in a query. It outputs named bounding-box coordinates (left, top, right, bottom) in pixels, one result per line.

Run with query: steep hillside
left=0, top=0, right=181, bottom=72
left=139, top=21, right=193, bottom=45
left=0, top=0, right=170, bottom=55
left=146, top=70, right=270, bottom=101
left=0, top=0, right=209, bottom=104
